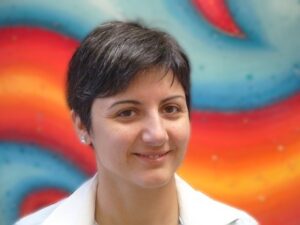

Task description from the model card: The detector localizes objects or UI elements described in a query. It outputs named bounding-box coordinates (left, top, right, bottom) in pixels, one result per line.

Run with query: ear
left=71, top=110, right=91, bottom=145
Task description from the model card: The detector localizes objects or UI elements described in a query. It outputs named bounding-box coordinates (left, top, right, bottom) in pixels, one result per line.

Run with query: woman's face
left=77, top=69, right=190, bottom=189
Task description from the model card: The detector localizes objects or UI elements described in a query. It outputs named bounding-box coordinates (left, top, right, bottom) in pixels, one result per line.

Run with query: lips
left=133, top=151, right=170, bottom=160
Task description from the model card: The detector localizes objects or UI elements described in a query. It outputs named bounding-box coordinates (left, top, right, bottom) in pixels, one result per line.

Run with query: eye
left=117, top=109, right=137, bottom=118
left=163, top=105, right=181, bottom=114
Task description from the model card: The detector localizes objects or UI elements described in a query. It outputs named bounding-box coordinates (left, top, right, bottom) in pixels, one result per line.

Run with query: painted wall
left=0, top=0, right=299, bottom=224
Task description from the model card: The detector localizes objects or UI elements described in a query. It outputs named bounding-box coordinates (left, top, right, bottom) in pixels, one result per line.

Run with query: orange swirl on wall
left=0, top=26, right=96, bottom=174
left=179, top=94, right=300, bottom=222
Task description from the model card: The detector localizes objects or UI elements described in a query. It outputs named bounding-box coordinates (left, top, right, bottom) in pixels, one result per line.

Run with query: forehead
left=91, top=69, right=185, bottom=109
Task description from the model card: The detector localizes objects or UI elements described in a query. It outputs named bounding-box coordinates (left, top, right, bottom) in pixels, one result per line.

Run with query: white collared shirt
left=15, top=174, right=259, bottom=225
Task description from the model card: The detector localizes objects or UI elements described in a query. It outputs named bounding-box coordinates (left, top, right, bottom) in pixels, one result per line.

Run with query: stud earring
left=80, top=135, right=87, bottom=144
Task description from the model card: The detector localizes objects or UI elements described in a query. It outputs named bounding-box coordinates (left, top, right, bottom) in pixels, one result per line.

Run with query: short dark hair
left=67, top=21, right=190, bottom=131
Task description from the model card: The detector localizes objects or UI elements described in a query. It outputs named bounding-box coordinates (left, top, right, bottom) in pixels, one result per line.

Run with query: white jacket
left=15, top=175, right=258, bottom=225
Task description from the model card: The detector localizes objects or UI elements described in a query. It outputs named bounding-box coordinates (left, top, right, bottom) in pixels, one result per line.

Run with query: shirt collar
left=42, top=174, right=247, bottom=225
left=43, top=174, right=98, bottom=225
left=175, top=174, right=244, bottom=225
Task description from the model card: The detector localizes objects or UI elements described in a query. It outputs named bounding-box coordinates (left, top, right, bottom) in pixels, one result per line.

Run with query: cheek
left=169, top=119, right=191, bottom=145
left=92, top=125, right=139, bottom=156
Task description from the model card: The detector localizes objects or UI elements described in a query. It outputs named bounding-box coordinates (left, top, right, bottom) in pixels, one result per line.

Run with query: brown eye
left=163, top=105, right=180, bottom=114
left=118, top=109, right=136, bottom=118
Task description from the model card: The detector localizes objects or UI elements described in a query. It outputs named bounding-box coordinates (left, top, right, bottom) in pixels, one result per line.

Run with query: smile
left=133, top=151, right=170, bottom=162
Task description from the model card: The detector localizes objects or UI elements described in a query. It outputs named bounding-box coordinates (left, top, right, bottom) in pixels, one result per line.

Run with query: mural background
left=0, top=0, right=299, bottom=224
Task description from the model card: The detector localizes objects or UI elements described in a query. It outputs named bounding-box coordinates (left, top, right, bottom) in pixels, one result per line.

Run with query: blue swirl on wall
left=0, top=0, right=300, bottom=110
left=0, top=142, right=87, bottom=224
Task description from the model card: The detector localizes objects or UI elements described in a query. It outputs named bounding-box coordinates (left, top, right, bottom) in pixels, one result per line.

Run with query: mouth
left=133, top=151, right=171, bottom=161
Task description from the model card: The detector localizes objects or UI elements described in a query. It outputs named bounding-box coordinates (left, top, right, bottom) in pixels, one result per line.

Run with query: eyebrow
left=161, top=95, right=185, bottom=104
left=109, top=100, right=141, bottom=109
left=108, top=95, right=185, bottom=109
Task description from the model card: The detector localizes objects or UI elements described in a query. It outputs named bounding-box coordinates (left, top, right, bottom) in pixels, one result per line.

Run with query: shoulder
left=192, top=192, right=258, bottom=224
left=14, top=201, right=61, bottom=225
left=14, top=175, right=97, bottom=225
left=175, top=175, right=259, bottom=225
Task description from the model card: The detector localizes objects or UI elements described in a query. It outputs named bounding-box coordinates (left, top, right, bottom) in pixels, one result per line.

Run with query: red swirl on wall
left=191, top=0, right=244, bottom=37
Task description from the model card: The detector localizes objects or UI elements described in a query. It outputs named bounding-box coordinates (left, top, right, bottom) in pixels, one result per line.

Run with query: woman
left=15, top=21, right=258, bottom=225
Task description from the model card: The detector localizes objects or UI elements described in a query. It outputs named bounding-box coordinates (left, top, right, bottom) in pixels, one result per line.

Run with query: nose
left=141, top=114, right=169, bottom=147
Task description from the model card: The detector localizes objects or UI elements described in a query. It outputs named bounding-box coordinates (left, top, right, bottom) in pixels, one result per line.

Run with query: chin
left=133, top=170, right=175, bottom=189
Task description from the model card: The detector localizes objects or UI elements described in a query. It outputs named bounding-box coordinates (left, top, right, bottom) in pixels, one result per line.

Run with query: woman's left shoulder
left=226, top=212, right=259, bottom=225
left=175, top=175, right=259, bottom=225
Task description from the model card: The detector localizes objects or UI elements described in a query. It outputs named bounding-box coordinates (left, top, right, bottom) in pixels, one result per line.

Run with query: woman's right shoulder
left=14, top=201, right=61, bottom=225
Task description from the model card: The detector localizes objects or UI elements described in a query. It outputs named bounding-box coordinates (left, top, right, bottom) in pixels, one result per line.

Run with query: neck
left=95, top=172, right=179, bottom=225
